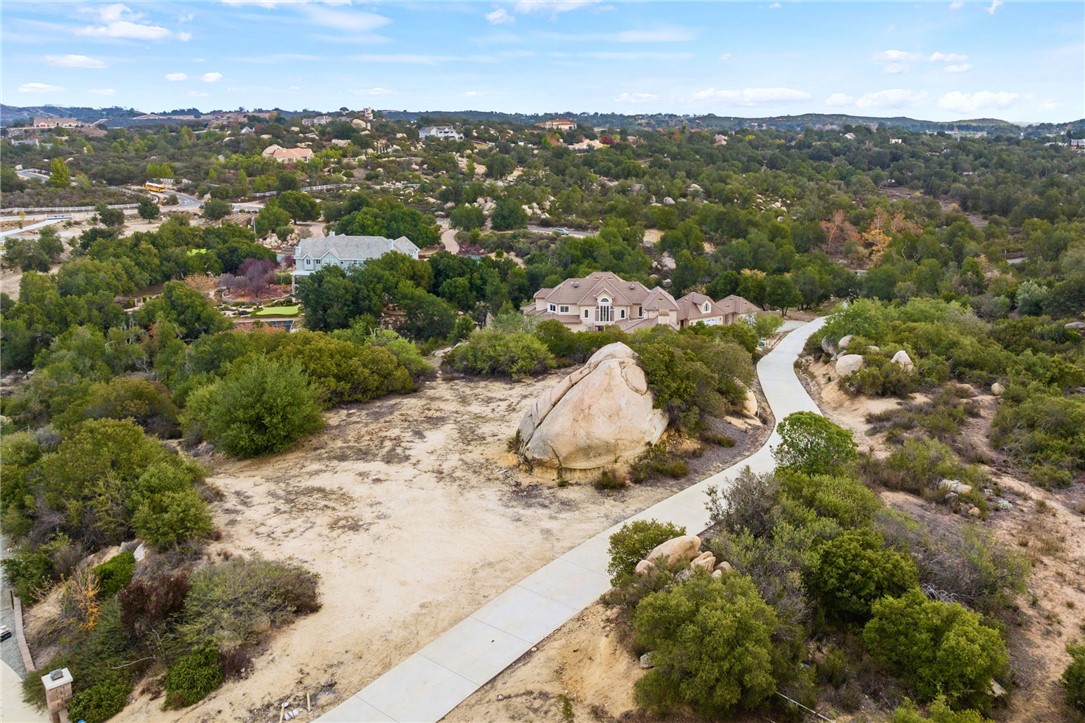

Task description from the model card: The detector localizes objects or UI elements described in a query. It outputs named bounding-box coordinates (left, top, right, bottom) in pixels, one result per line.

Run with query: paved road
left=0, top=218, right=64, bottom=239
left=437, top=219, right=460, bottom=255
left=15, top=169, right=48, bottom=183
left=526, top=224, right=593, bottom=238
left=319, top=318, right=825, bottom=722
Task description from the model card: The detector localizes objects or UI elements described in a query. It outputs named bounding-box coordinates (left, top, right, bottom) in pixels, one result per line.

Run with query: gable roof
left=295, top=235, right=419, bottom=262
left=676, top=291, right=724, bottom=321
left=531, top=267, right=672, bottom=306
left=716, top=294, right=760, bottom=316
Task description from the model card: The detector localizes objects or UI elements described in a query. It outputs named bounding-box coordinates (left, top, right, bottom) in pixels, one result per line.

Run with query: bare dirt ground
left=108, top=371, right=764, bottom=723
left=802, top=360, right=1085, bottom=723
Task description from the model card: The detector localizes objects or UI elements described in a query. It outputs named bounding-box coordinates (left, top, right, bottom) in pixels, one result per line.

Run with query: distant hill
left=2, top=104, right=1082, bottom=137
left=0, top=104, right=142, bottom=125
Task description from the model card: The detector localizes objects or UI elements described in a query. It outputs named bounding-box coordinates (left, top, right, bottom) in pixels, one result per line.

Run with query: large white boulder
left=891, top=350, right=915, bottom=372
left=518, top=343, right=668, bottom=470
left=838, top=334, right=855, bottom=350
left=645, top=535, right=703, bottom=566
left=835, top=354, right=865, bottom=378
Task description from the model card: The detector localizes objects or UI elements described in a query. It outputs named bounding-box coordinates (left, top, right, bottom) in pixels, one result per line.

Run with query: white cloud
left=486, top=8, right=513, bottom=24
left=45, top=54, right=107, bottom=68
left=826, top=92, right=854, bottom=106
left=937, top=90, right=1020, bottom=113
left=165, top=72, right=188, bottom=81
left=178, top=31, right=192, bottom=41
left=692, top=87, right=811, bottom=105
left=77, top=4, right=172, bottom=40
left=462, top=90, right=483, bottom=97
left=202, top=71, right=223, bottom=82
left=187, top=90, right=209, bottom=97
left=854, top=89, right=929, bottom=109
left=89, top=88, right=117, bottom=96
left=221, top=0, right=351, bottom=6
left=614, top=91, right=659, bottom=104
left=929, top=52, right=968, bottom=62
left=1041, top=99, right=1063, bottom=111
left=179, top=12, right=195, bottom=22
left=769, top=2, right=781, bottom=8
left=304, top=6, right=390, bottom=33
left=945, top=63, right=973, bottom=73
left=719, top=52, right=733, bottom=61
left=878, top=49, right=918, bottom=62
left=350, top=53, right=461, bottom=64
left=18, top=82, right=63, bottom=93
left=581, top=51, right=693, bottom=60
left=986, top=0, right=1001, bottom=14
left=948, top=0, right=964, bottom=8
left=539, top=29, right=694, bottom=43
left=513, top=0, right=600, bottom=15
left=883, top=63, right=909, bottom=74
left=356, top=87, right=392, bottom=95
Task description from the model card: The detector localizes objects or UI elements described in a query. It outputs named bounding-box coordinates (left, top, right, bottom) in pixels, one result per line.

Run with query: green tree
left=206, top=356, right=324, bottom=457
left=254, top=203, right=292, bottom=238
left=296, top=265, right=359, bottom=331
left=275, top=191, right=321, bottom=222
left=450, top=204, right=485, bottom=231
left=137, top=196, right=160, bottom=220
left=135, top=281, right=231, bottom=340
left=48, top=157, right=71, bottom=188
left=805, top=529, right=919, bottom=622
left=95, top=203, right=125, bottom=228
left=201, top=198, right=232, bottom=221
left=634, top=574, right=784, bottom=718
left=394, top=284, right=456, bottom=341
left=491, top=198, right=528, bottom=231
left=764, top=275, right=802, bottom=316
left=773, top=411, right=857, bottom=475
left=863, top=589, right=1009, bottom=709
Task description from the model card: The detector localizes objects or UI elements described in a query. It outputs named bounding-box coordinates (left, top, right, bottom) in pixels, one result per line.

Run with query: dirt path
left=439, top=220, right=460, bottom=255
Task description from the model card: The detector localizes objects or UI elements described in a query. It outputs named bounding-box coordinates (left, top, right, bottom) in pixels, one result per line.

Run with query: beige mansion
left=526, top=272, right=759, bottom=332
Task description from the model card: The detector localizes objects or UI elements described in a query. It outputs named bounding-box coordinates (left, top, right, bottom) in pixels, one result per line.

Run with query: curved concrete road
left=320, top=317, right=826, bottom=723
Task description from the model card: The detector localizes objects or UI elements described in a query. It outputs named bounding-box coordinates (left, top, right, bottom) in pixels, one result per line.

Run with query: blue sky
left=2, top=1, right=1082, bottom=122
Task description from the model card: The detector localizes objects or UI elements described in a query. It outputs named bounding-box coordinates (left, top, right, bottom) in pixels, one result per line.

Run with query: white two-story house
left=292, top=234, right=420, bottom=289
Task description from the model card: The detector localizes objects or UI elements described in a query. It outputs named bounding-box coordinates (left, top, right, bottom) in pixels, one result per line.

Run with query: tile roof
left=717, top=294, right=760, bottom=316
left=534, top=272, right=666, bottom=308
left=676, top=291, right=724, bottom=321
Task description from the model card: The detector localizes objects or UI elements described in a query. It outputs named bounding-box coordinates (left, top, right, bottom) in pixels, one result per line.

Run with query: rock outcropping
left=835, top=354, right=865, bottom=378
left=518, top=343, right=668, bottom=470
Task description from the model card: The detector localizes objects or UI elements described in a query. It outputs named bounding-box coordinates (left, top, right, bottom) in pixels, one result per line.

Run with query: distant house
left=32, top=117, right=83, bottom=129
left=302, top=115, right=333, bottom=127
left=536, top=119, right=578, bottom=132
left=418, top=126, right=463, bottom=141
left=261, top=144, right=314, bottom=163
left=292, top=234, right=420, bottom=287
left=525, top=271, right=757, bottom=332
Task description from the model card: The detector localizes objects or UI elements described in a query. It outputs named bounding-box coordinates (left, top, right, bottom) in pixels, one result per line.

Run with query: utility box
left=41, top=668, right=73, bottom=720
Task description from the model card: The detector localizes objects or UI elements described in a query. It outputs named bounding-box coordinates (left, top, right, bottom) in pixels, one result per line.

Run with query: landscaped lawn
left=253, top=305, right=300, bottom=317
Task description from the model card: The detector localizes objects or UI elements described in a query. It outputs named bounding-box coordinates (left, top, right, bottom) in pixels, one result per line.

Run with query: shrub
left=68, top=671, right=131, bottom=723
left=119, top=571, right=190, bottom=637
left=706, top=469, right=780, bottom=538
left=628, top=443, right=688, bottom=483
left=1062, top=641, right=1085, bottom=713
left=272, top=331, right=415, bottom=405
left=93, top=551, right=136, bottom=598
left=861, top=438, right=988, bottom=502
left=444, top=329, right=554, bottom=378
left=804, top=529, right=919, bottom=623
left=133, top=487, right=214, bottom=551
left=177, top=557, right=320, bottom=651
left=893, top=696, right=991, bottom=723
left=633, top=573, right=785, bottom=718
left=72, top=377, right=180, bottom=438
left=863, top=589, right=1008, bottom=709
left=607, top=519, right=686, bottom=585
left=206, top=356, right=324, bottom=457
left=845, top=354, right=918, bottom=397
left=777, top=470, right=881, bottom=529
left=164, top=643, right=223, bottom=708
left=773, top=412, right=857, bottom=475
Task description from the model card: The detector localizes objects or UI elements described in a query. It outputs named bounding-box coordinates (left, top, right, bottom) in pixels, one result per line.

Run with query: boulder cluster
left=823, top=333, right=915, bottom=378
left=633, top=534, right=732, bottom=581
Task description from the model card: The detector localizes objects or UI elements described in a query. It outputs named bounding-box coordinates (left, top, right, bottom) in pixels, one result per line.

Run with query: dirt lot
left=108, top=371, right=764, bottom=723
